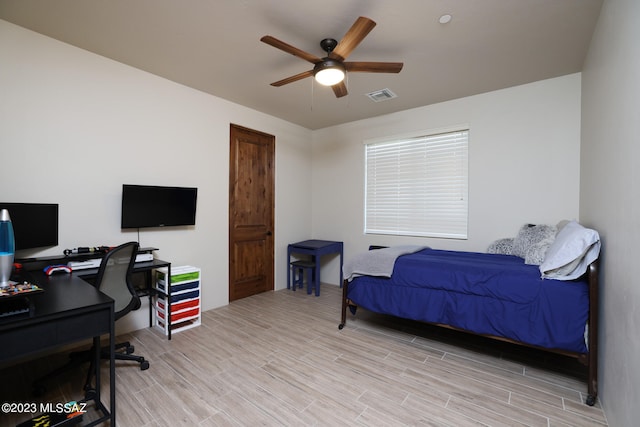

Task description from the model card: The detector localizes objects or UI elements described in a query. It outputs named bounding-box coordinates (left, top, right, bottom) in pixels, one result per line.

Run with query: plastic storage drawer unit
left=154, top=266, right=201, bottom=336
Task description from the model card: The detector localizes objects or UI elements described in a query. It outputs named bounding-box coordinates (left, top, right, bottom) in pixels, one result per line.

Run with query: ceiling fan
left=261, top=16, right=403, bottom=98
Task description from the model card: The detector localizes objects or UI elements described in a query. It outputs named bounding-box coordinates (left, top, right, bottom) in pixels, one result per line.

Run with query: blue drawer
left=158, top=290, right=200, bottom=303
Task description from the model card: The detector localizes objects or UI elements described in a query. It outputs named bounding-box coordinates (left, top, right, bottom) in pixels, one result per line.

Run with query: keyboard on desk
left=67, top=253, right=154, bottom=270
left=0, top=298, right=30, bottom=318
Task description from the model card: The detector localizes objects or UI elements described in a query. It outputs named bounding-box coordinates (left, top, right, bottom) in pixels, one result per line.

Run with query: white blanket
left=342, top=245, right=429, bottom=282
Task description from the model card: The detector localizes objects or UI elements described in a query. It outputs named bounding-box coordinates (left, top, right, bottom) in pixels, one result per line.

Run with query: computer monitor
left=0, top=203, right=59, bottom=251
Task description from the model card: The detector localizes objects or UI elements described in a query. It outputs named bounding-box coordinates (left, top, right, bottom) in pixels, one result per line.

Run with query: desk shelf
left=153, top=266, right=201, bottom=336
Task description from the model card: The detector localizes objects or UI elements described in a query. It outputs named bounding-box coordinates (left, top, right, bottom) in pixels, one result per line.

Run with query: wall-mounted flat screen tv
left=0, top=202, right=59, bottom=250
left=121, top=184, right=198, bottom=229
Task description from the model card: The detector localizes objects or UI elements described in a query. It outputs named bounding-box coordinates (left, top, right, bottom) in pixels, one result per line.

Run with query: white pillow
left=540, top=220, right=600, bottom=280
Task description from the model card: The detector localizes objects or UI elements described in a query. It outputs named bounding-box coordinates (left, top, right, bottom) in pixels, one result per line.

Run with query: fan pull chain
left=345, top=73, right=350, bottom=108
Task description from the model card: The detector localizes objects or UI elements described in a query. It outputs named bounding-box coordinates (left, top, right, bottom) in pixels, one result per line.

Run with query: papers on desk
left=67, top=259, right=102, bottom=270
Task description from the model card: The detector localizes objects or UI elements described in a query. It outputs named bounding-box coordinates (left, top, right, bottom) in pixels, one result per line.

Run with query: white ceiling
left=0, top=0, right=603, bottom=130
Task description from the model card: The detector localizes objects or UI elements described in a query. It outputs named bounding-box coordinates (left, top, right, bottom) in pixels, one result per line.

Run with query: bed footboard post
left=586, top=260, right=599, bottom=406
left=339, top=279, right=349, bottom=330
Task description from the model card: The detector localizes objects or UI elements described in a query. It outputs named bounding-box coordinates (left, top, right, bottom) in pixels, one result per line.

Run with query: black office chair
left=33, top=241, right=149, bottom=395
left=93, top=241, right=150, bottom=367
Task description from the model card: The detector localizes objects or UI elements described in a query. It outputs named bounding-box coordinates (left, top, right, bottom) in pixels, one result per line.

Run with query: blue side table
left=287, top=240, right=344, bottom=296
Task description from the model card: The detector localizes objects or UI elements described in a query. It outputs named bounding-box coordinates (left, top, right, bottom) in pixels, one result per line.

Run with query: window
left=364, top=129, right=469, bottom=239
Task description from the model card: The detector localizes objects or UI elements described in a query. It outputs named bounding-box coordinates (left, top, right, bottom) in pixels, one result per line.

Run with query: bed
left=338, top=221, right=600, bottom=406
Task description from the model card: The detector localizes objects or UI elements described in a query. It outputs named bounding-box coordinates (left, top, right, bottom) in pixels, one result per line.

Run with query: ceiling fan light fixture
left=313, top=59, right=346, bottom=86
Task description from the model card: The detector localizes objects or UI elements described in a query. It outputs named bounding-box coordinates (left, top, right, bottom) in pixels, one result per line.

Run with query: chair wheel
left=140, top=360, right=150, bottom=370
left=126, top=345, right=135, bottom=354
left=84, top=388, right=97, bottom=401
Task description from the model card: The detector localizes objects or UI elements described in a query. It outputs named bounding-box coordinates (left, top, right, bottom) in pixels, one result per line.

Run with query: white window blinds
left=364, top=129, right=469, bottom=239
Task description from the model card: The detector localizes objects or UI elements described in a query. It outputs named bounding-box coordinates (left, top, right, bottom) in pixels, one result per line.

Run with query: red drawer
left=157, top=307, right=200, bottom=323
left=157, top=298, right=199, bottom=312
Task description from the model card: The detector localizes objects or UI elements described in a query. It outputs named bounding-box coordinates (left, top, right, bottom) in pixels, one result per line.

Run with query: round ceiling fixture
left=313, top=59, right=346, bottom=86
left=439, top=14, right=452, bottom=24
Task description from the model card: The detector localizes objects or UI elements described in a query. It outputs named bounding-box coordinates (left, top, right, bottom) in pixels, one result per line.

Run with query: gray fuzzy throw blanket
left=343, top=245, right=428, bottom=282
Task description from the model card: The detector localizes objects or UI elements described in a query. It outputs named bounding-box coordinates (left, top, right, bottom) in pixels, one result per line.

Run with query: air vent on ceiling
left=366, top=88, right=397, bottom=102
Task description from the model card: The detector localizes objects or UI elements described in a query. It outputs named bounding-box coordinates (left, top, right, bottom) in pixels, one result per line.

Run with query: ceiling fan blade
left=330, top=17, right=376, bottom=61
left=345, top=62, right=404, bottom=73
left=270, top=70, right=314, bottom=87
left=332, top=81, right=348, bottom=98
left=261, top=35, right=323, bottom=64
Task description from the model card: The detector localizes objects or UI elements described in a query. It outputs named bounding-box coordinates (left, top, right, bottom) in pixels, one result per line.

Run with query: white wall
left=580, top=0, right=640, bottom=424
left=0, top=20, right=313, bottom=332
left=311, top=74, right=583, bottom=284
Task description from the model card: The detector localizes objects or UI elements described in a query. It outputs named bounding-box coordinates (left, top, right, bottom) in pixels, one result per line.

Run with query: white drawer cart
left=154, top=266, right=201, bottom=338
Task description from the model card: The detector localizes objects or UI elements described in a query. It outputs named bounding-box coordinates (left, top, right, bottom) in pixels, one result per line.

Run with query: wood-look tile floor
left=1, top=285, right=607, bottom=426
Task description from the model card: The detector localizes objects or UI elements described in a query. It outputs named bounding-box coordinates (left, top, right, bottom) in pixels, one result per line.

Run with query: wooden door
left=228, top=124, right=275, bottom=301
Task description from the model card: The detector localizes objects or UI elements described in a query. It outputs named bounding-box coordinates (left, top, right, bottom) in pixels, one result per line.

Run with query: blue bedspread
left=347, top=248, right=589, bottom=353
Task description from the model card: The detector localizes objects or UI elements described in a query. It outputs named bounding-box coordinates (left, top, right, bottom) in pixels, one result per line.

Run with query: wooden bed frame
left=339, top=259, right=599, bottom=406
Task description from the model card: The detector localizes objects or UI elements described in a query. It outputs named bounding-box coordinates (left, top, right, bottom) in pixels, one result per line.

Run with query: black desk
left=18, top=252, right=172, bottom=339
left=0, top=271, right=115, bottom=426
